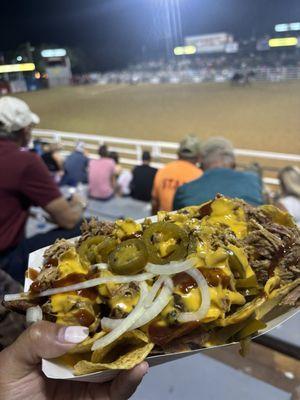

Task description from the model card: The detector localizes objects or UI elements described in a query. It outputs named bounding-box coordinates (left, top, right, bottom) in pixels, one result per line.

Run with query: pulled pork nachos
left=4, top=196, right=300, bottom=375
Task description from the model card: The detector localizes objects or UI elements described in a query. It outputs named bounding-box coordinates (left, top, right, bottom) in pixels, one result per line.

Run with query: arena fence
left=33, top=128, right=300, bottom=188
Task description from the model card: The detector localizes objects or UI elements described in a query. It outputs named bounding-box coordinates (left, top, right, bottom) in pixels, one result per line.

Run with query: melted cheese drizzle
left=205, top=197, right=247, bottom=239
left=58, top=249, right=88, bottom=278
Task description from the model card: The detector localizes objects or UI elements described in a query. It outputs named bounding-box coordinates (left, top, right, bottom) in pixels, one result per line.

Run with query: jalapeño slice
left=95, top=237, right=118, bottom=263
left=108, top=238, right=148, bottom=275
left=78, top=235, right=105, bottom=265
left=78, top=236, right=117, bottom=265
left=143, top=222, right=188, bottom=264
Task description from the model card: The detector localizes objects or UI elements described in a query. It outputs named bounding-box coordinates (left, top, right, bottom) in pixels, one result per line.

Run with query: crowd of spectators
left=92, top=48, right=300, bottom=85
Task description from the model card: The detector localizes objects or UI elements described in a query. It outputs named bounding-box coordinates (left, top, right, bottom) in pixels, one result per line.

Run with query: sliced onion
left=4, top=293, right=29, bottom=302
left=4, top=272, right=154, bottom=301
left=101, top=277, right=174, bottom=332
left=132, top=277, right=173, bottom=329
left=100, top=317, right=120, bottom=332
left=92, top=263, right=108, bottom=270
left=145, top=257, right=197, bottom=275
left=144, top=275, right=165, bottom=307
left=92, top=281, right=148, bottom=351
left=177, top=268, right=211, bottom=323
left=26, top=306, right=43, bottom=324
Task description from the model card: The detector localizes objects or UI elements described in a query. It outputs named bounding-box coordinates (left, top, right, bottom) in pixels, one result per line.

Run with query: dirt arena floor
left=16, top=81, right=300, bottom=154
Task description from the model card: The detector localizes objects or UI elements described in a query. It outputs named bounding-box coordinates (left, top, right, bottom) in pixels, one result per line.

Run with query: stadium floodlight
left=268, top=37, right=298, bottom=48
left=174, top=45, right=196, bottom=56
left=290, top=22, right=300, bottom=31
left=41, top=48, right=67, bottom=58
left=275, top=22, right=300, bottom=32
left=275, top=24, right=288, bottom=32
left=0, top=63, right=35, bottom=74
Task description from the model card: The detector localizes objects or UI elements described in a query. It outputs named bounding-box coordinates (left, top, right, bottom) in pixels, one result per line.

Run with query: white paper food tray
left=25, top=240, right=299, bottom=383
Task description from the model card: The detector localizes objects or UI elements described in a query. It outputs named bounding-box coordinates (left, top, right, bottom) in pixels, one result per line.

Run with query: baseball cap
left=0, top=96, right=40, bottom=133
left=178, top=134, right=202, bottom=159
left=201, top=137, right=234, bottom=158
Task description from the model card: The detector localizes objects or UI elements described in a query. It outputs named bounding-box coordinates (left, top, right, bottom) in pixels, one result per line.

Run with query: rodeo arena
left=1, top=5, right=300, bottom=400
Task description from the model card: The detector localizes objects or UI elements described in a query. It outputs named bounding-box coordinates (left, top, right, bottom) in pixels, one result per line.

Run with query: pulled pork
left=280, top=285, right=300, bottom=307
left=243, top=214, right=300, bottom=285
left=44, top=239, right=75, bottom=261
left=29, top=266, right=60, bottom=293
left=77, top=218, right=115, bottom=246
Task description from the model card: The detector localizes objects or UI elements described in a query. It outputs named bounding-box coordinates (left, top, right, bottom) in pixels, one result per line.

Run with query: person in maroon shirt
left=0, top=97, right=84, bottom=283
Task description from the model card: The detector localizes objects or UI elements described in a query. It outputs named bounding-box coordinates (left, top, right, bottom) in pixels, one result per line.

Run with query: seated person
left=152, top=135, right=202, bottom=213
left=61, top=141, right=89, bottom=186
left=89, top=145, right=117, bottom=200
left=109, top=151, right=132, bottom=197
left=173, top=136, right=263, bottom=209
left=0, top=96, right=84, bottom=283
left=131, top=151, right=157, bottom=202
left=277, top=166, right=300, bottom=224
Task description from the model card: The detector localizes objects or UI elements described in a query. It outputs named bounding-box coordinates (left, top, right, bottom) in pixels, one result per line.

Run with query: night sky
left=1, top=0, right=300, bottom=71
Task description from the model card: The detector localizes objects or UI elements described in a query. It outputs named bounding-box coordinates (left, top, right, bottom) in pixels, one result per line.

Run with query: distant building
left=41, top=49, right=72, bottom=87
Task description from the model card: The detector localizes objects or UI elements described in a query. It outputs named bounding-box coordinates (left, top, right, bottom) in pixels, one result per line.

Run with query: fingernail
left=140, top=362, right=149, bottom=375
left=58, top=326, right=89, bottom=344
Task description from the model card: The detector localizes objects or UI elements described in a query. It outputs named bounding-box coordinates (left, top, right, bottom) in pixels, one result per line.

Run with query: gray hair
left=279, top=166, right=300, bottom=198
left=201, top=137, right=235, bottom=169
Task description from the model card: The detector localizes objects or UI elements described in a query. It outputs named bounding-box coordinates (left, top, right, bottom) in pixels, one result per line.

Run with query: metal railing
left=33, top=128, right=300, bottom=187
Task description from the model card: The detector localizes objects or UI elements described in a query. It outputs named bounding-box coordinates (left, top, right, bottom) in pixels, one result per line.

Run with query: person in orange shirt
left=152, top=135, right=202, bottom=213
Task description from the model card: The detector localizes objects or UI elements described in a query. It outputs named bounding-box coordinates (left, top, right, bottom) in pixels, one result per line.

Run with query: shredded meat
left=108, top=282, right=139, bottom=298
left=162, top=330, right=210, bottom=353
left=29, top=266, right=60, bottom=293
left=77, top=218, right=115, bottom=246
left=3, top=298, right=44, bottom=313
left=210, top=226, right=242, bottom=249
left=109, top=282, right=140, bottom=318
left=243, top=211, right=300, bottom=284
left=280, top=286, right=300, bottom=306
left=44, top=239, right=74, bottom=261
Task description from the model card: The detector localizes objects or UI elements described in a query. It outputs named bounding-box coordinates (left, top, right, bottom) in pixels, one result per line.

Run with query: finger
left=0, top=321, right=89, bottom=380
left=110, top=362, right=149, bottom=400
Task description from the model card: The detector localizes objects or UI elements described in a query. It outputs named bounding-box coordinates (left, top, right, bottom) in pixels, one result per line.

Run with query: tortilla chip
left=255, top=279, right=300, bottom=322
left=215, top=296, right=266, bottom=327
left=68, top=331, right=106, bottom=354
left=162, top=330, right=210, bottom=353
left=73, top=330, right=154, bottom=375
left=269, top=278, right=300, bottom=300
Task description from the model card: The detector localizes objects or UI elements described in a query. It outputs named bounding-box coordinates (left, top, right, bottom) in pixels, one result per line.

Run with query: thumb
left=110, top=362, right=149, bottom=400
left=0, top=321, right=89, bottom=380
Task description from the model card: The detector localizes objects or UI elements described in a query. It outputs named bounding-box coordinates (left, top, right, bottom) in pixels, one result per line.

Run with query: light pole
left=160, top=0, right=184, bottom=59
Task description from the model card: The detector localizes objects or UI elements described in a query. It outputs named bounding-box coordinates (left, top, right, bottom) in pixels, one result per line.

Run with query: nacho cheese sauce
left=204, top=197, right=248, bottom=239
left=50, top=291, right=97, bottom=327
left=58, top=249, right=89, bottom=278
